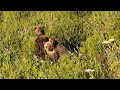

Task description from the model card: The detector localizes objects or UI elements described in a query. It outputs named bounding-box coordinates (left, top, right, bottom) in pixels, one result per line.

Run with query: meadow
left=0, top=11, right=120, bottom=79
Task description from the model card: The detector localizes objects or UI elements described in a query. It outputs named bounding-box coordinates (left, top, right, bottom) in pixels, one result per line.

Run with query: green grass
left=0, top=11, right=120, bottom=79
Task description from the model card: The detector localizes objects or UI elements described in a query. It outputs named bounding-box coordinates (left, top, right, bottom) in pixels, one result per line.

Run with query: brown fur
left=34, top=24, right=48, bottom=60
left=35, top=24, right=45, bottom=36
left=49, top=38, right=68, bottom=56
left=44, top=41, right=59, bottom=61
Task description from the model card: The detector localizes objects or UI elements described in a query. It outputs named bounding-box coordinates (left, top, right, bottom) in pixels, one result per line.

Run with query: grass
left=0, top=11, right=120, bottom=79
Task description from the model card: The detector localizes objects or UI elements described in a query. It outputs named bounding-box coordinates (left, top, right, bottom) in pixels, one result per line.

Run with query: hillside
left=0, top=11, right=120, bottom=79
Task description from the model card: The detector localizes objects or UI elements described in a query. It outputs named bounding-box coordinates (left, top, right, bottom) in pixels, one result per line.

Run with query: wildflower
left=4, top=48, right=10, bottom=55
left=5, top=48, right=9, bottom=53
left=34, top=55, right=42, bottom=62
left=109, top=39, right=114, bottom=43
left=34, top=55, right=39, bottom=61
left=85, top=69, right=95, bottom=72
left=70, top=56, right=75, bottom=60
left=19, top=27, right=28, bottom=35
left=78, top=53, right=82, bottom=58
left=103, top=41, right=111, bottom=44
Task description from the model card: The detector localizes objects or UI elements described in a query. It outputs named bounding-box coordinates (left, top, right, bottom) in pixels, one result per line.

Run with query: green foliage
left=0, top=11, right=120, bottom=79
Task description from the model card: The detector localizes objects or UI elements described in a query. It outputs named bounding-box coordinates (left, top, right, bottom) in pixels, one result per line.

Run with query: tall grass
left=0, top=11, right=120, bottom=79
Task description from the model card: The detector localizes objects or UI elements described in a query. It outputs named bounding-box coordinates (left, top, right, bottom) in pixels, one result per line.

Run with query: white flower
left=109, top=39, right=114, bottom=42
left=85, top=69, right=95, bottom=72
left=103, top=41, right=111, bottom=44
left=4, top=48, right=10, bottom=55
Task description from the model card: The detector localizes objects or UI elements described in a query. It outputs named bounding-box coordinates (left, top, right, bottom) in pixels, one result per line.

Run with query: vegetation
left=0, top=11, right=120, bottom=79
